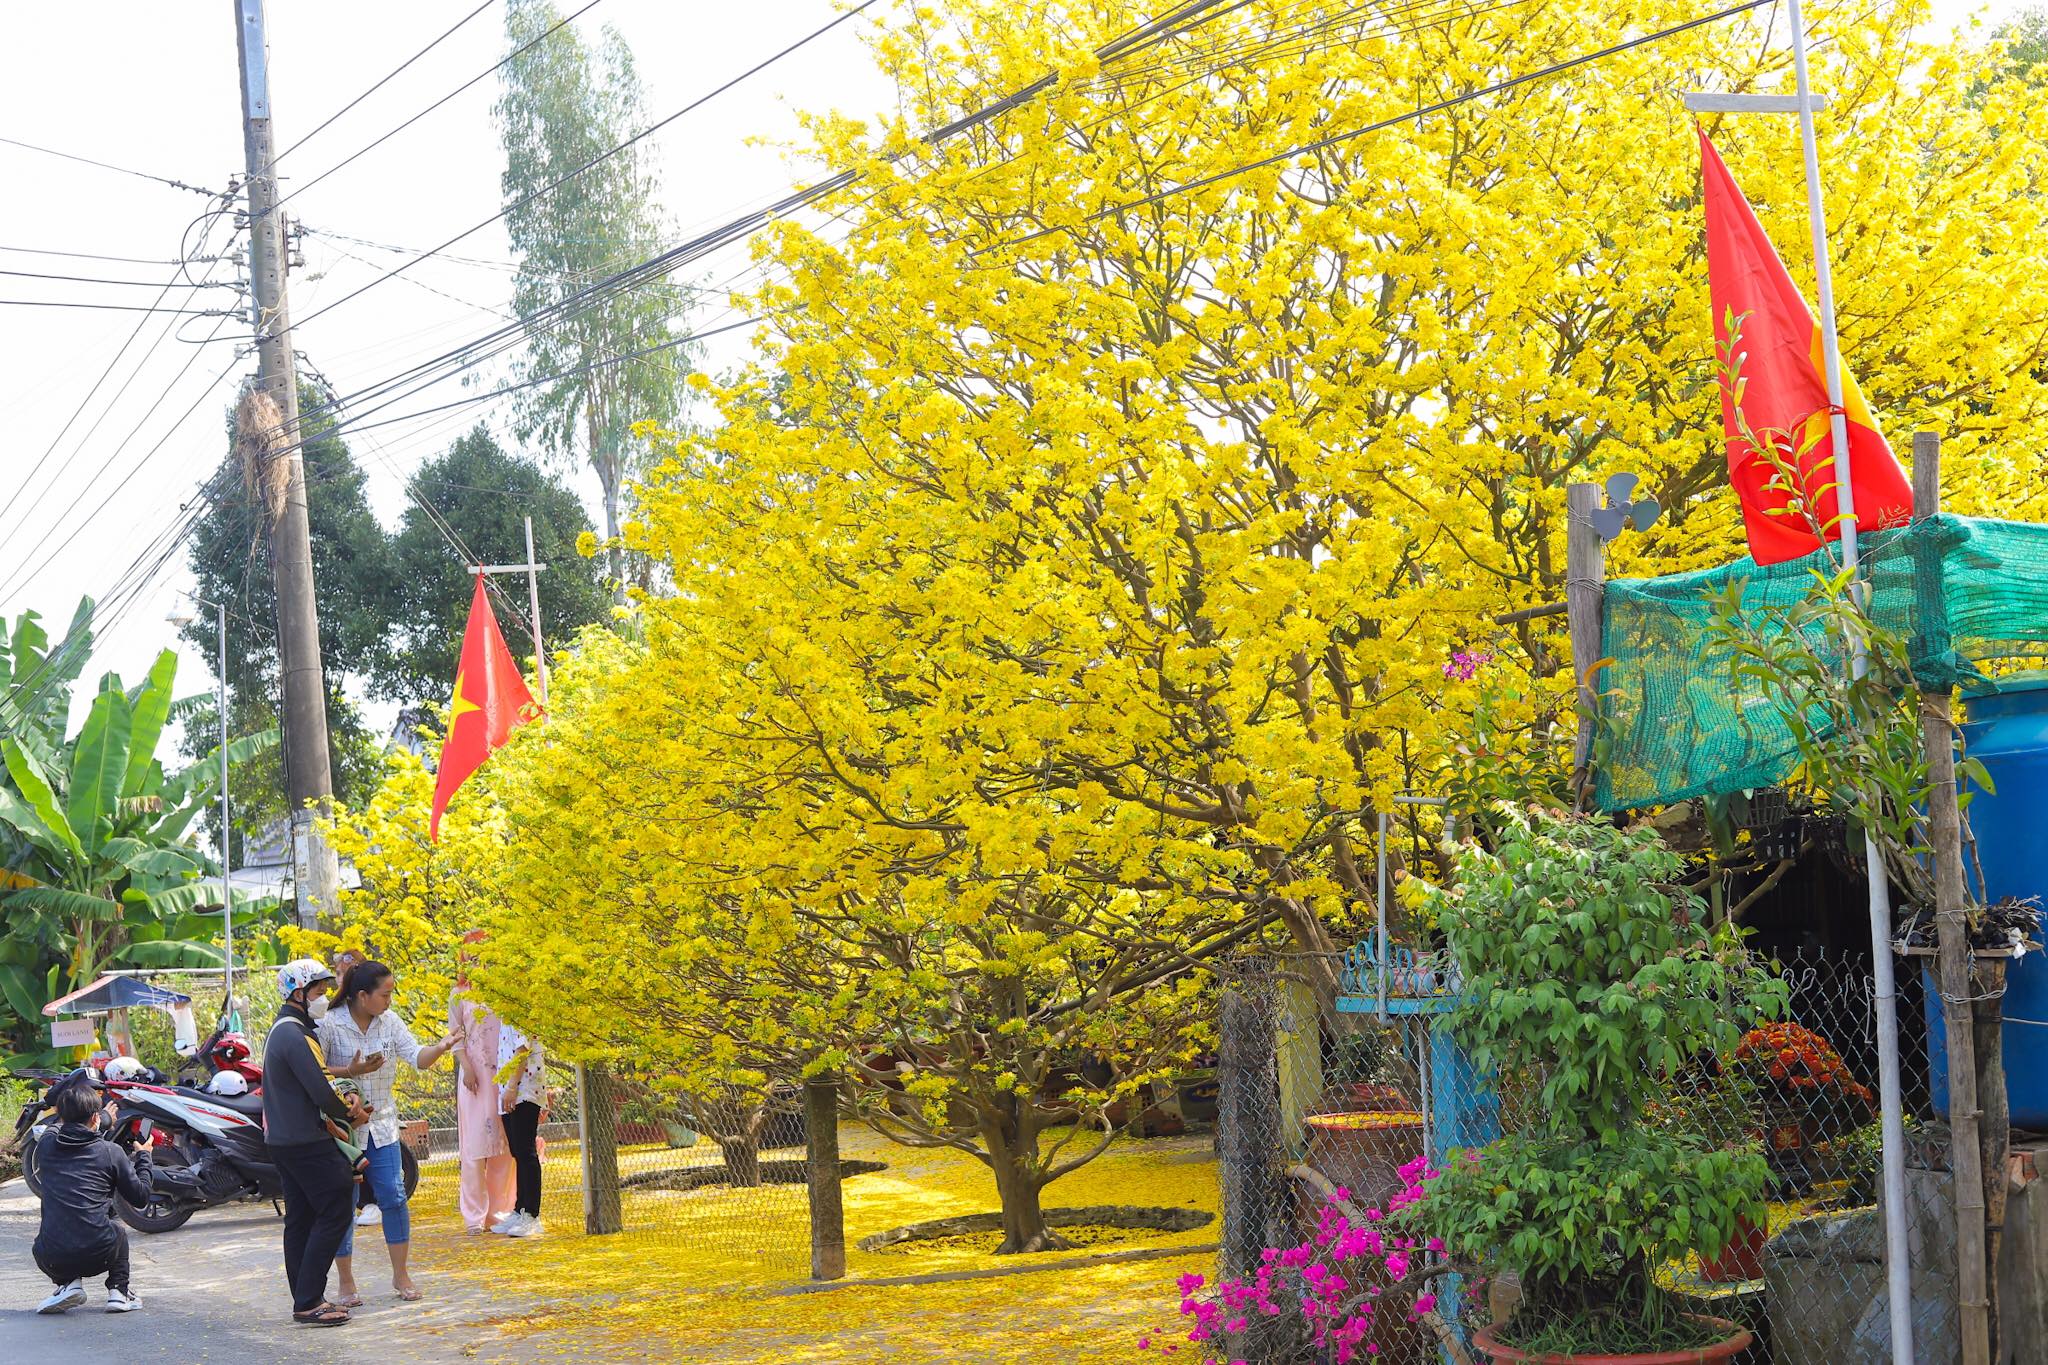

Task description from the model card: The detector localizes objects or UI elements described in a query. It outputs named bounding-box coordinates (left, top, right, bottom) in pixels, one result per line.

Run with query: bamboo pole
left=1912, top=432, right=1993, bottom=1364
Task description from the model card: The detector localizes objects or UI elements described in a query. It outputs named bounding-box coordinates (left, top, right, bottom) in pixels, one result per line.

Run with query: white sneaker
left=356, top=1204, right=383, bottom=1226
left=487, top=1212, right=527, bottom=1235
left=106, top=1288, right=139, bottom=1313
left=37, top=1281, right=85, bottom=1314
left=504, top=1215, right=542, bottom=1238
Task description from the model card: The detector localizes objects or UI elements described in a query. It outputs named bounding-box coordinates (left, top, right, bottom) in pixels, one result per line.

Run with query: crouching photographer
left=30, top=1074, right=153, bottom=1314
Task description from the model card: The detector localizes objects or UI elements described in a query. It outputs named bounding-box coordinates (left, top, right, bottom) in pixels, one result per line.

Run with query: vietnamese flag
left=430, top=576, right=539, bottom=839
left=1700, top=129, right=1912, bottom=566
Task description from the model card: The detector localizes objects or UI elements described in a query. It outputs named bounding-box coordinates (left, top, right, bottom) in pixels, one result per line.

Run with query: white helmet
left=103, top=1056, right=146, bottom=1082
left=207, top=1071, right=249, bottom=1097
left=277, top=958, right=337, bottom=997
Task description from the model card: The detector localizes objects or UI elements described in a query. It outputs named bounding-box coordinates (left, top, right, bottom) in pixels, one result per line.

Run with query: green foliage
left=496, top=0, right=694, bottom=556
left=0, top=622, right=287, bottom=1057
left=1417, top=806, right=1784, bottom=1348
left=375, top=427, right=609, bottom=704
left=182, top=380, right=397, bottom=834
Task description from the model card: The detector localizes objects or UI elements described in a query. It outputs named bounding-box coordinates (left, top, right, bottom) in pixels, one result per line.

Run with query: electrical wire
left=0, top=197, right=242, bottom=537
left=0, top=134, right=224, bottom=198
left=0, top=299, right=235, bottom=315
left=284, top=0, right=886, bottom=337
left=258, top=0, right=611, bottom=227
left=0, top=267, right=235, bottom=289
left=263, top=0, right=496, bottom=172
left=0, top=244, right=195, bottom=266
left=1000, top=0, right=1775, bottom=247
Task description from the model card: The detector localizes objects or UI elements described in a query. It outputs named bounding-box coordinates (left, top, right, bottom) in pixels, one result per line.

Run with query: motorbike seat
left=174, top=1085, right=264, bottom=1118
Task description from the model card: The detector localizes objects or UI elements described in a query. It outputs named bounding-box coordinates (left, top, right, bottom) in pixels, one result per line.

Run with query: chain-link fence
left=1210, top=947, right=1967, bottom=1364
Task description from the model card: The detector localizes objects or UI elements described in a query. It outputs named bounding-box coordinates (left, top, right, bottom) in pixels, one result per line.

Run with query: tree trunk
left=719, top=1131, right=763, bottom=1188
left=1976, top=963, right=2010, bottom=1360
left=979, top=1102, right=1073, bottom=1254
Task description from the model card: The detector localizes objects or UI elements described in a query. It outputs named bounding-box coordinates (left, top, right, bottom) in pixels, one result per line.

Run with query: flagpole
left=1785, top=0, right=1915, bottom=1355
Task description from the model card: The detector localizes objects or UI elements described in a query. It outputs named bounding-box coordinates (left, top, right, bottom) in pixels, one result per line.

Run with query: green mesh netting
left=1595, top=515, right=2048, bottom=812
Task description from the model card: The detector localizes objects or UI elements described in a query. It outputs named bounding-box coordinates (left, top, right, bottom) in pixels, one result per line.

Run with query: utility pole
left=234, top=0, right=341, bottom=928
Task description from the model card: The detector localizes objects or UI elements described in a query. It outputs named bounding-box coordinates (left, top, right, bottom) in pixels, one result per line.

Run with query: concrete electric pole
left=233, top=0, right=342, bottom=927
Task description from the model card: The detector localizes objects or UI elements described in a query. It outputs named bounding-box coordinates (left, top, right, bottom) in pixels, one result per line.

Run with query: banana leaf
left=0, top=741, right=81, bottom=862
left=66, top=687, right=131, bottom=856
left=122, top=650, right=179, bottom=799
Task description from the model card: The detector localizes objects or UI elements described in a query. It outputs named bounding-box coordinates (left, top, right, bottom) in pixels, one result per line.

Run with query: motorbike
left=11, top=1070, right=74, bottom=1199
left=103, top=1075, right=420, bottom=1234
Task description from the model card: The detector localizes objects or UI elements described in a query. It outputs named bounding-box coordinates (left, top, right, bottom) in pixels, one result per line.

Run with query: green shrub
left=1417, top=806, right=1786, bottom=1350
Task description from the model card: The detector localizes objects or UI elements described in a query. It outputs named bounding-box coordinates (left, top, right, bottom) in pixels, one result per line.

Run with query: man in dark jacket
left=32, top=1077, right=152, bottom=1313
left=263, top=958, right=369, bottom=1328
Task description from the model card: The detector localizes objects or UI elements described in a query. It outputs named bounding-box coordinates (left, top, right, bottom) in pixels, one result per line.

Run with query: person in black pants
left=31, top=1078, right=153, bottom=1314
left=263, top=959, right=371, bottom=1327
left=491, top=1022, right=546, bottom=1237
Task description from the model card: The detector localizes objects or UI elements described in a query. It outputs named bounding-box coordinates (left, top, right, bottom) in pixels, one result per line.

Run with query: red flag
left=1701, top=129, right=1912, bottom=565
left=430, top=576, right=539, bottom=840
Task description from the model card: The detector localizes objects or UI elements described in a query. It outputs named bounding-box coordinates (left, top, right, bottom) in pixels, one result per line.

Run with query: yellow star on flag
left=448, top=668, right=481, bottom=725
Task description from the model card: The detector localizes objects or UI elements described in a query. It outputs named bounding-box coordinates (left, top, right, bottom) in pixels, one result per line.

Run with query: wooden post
left=1565, top=482, right=1607, bottom=807
left=806, top=1073, right=846, bottom=1281
left=1913, top=432, right=1994, bottom=1365
left=579, top=1063, right=623, bottom=1234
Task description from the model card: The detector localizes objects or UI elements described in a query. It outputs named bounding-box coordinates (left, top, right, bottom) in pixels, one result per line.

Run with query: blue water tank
left=1927, top=675, right=2048, bottom=1130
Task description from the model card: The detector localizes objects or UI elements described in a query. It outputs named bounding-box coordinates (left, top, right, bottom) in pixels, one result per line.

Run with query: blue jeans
left=338, top=1136, right=409, bottom=1254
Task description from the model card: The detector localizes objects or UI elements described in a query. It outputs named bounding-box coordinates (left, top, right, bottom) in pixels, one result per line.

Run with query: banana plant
left=0, top=625, right=283, bottom=1057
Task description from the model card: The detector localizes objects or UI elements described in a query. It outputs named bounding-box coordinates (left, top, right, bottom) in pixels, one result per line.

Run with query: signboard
left=50, top=1018, right=96, bottom=1048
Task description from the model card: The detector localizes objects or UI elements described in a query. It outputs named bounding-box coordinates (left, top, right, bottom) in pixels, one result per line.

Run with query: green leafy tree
left=495, top=0, right=693, bottom=586
left=374, top=426, right=609, bottom=705
left=182, top=381, right=398, bottom=839
left=0, top=618, right=282, bottom=1058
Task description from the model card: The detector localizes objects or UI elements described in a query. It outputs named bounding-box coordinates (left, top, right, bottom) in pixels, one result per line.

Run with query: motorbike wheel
left=19, top=1138, right=43, bottom=1199
left=401, top=1144, right=420, bottom=1200
left=117, top=1189, right=195, bottom=1234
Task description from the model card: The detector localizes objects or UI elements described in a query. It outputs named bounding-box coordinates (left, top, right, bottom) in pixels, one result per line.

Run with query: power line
left=0, top=298, right=235, bottom=315
left=0, top=266, right=235, bottom=289
left=0, top=198, right=242, bottom=538
left=259, top=0, right=611, bottom=227
left=1002, top=0, right=1774, bottom=246
left=0, top=133, right=224, bottom=197
left=265, top=0, right=496, bottom=172
left=285, top=0, right=885, bottom=336
left=0, top=243, right=191, bottom=266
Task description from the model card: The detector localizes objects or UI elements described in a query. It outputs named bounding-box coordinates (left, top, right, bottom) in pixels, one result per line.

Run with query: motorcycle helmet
left=277, top=958, right=337, bottom=997
left=103, top=1056, right=146, bottom=1083
left=207, top=1071, right=250, bottom=1097
left=211, top=1032, right=252, bottom=1064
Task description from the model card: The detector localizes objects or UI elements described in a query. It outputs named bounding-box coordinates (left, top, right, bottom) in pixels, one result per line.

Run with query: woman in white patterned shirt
left=492, top=1022, right=548, bottom=1237
left=318, top=961, right=461, bottom=1304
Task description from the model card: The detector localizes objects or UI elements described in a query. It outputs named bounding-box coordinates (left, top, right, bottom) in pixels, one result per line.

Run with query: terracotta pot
left=1471, top=1315, right=1753, bottom=1364
left=1301, top=1111, right=1424, bottom=1212
left=1699, top=1216, right=1765, bottom=1284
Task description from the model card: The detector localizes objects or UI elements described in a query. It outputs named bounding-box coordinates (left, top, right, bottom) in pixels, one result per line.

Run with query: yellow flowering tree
left=323, top=0, right=2048, bottom=1254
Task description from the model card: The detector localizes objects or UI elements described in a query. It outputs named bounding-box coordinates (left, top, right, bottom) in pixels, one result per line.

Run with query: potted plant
left=1415, top=806, right=1784, bottom=1361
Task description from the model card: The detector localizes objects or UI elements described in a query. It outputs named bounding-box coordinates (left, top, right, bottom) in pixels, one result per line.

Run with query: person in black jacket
left=263, top=958, right=370, bottom=1328
left=32, top=1077, right=152, bottom=1314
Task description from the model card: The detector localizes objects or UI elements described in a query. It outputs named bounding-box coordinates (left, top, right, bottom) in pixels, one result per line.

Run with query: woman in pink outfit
left=450, top=948, right=514, bottom=1234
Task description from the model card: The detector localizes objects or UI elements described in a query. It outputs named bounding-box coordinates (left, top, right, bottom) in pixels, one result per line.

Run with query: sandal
left=294, top=1304, right=353, bottom=1327
left=333, top=1292, right=365, bottom=1309
left=394, top=1286, right=423, bottom=1302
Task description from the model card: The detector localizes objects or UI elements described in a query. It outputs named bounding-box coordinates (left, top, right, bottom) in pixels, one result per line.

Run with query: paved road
left=0, top=1178, right=538, bottom=1364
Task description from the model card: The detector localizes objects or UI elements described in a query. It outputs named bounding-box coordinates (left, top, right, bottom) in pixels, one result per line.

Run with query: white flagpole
left=1785, top=0, right=1915, bottom=1355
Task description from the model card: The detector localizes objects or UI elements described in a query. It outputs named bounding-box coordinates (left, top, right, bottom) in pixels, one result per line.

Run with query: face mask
left=307, top=994, right=331, bottom=1020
